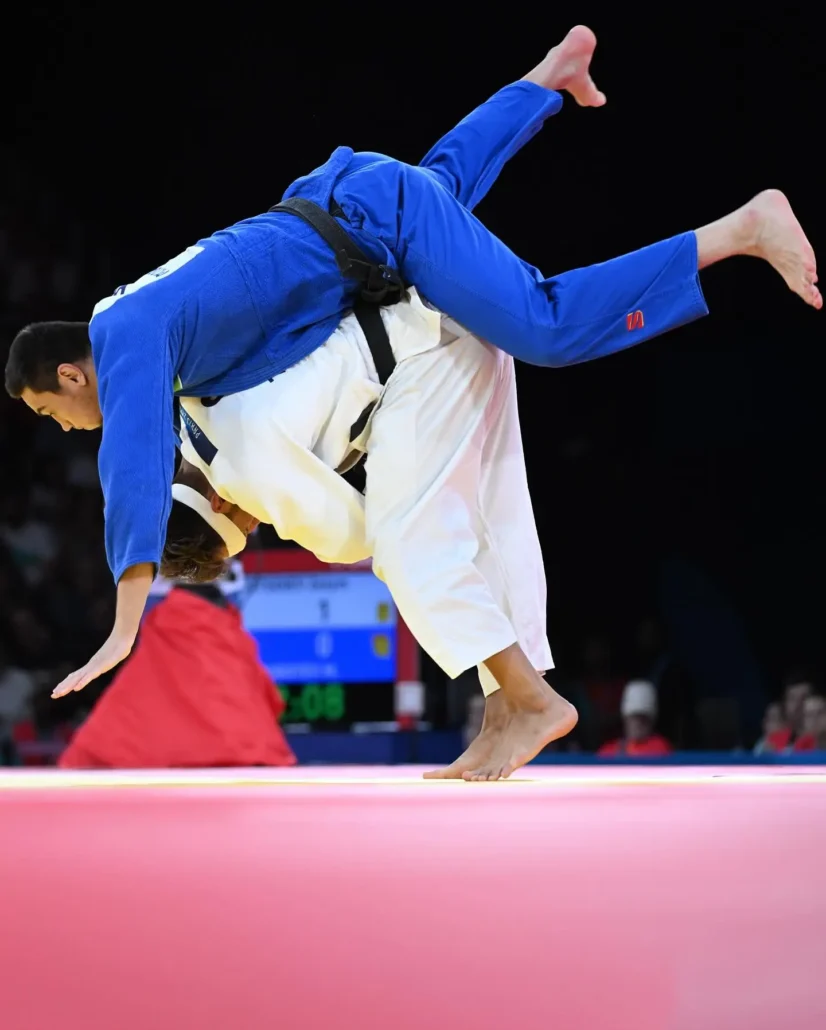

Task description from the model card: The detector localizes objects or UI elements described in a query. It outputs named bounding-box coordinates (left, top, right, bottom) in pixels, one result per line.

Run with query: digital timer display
left=277, top=681, right=396, bottom=727
left=279, top=682, right=345, bottom=722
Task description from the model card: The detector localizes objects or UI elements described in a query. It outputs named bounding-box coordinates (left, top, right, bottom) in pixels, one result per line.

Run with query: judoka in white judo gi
left=166, top=291, right=563, bottom=780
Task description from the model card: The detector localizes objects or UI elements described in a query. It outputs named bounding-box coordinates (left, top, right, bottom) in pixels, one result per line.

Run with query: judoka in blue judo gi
left=6, top=27, right=820, bottom=778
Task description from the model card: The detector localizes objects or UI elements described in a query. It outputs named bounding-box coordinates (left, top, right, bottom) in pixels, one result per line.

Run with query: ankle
left=483, top=645, right=550, bottom=711
left=504, top=676, right=552, bottom=713
left=696, top=208, right=752, bottom=270
left=736, top=199, right=763, bottom=257
left=521, top=50, right=555, bottom=89
left=481, top=689, right=510, bottom=731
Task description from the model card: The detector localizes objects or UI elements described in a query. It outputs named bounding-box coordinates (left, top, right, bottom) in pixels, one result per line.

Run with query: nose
left=59, top=419, right=74, bottom=432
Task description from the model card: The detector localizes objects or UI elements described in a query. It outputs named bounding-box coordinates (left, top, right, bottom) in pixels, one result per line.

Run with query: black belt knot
left=269, top=195, right=406, bottom=449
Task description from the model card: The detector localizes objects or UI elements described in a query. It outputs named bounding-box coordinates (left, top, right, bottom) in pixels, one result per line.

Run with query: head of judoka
left=5, top=322, right=102, bottom=431
left=162, top=459, right=259, bottom=582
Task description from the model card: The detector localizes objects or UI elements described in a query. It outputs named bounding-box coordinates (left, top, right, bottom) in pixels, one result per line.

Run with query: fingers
left=50, top=635, right=132, bottom=700
left=51, top=664, right=97, bottom=699
left=51, top=669, right=87, bottom=699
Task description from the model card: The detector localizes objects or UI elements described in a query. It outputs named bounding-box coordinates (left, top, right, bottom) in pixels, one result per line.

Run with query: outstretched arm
left=52, top=310, right=177, bottom=699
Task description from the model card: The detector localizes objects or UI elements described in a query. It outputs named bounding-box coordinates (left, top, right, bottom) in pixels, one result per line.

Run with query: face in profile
left=21, top=362, right=102, bottom=431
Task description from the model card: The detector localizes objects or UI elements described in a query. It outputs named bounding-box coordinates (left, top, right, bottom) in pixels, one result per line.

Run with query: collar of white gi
left=171, top=483, right=247, bottom=557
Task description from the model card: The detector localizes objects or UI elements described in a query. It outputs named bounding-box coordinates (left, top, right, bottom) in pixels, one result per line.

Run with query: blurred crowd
left=0, top=174, right=116, bottom=762
left=461, top=627, right=826, bottom=760
left=753, top=675, right=826, bottom=755
left=0, top=407, right=115, bottom=762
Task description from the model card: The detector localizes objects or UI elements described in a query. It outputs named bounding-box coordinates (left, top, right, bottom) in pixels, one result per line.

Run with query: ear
left=210, top=492, right=223, bottom=513
left=56, top=362, right=87, bottom=387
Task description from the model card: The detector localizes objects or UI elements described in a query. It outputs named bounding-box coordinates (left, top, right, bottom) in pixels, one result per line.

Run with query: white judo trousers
left=364, top=315, right=553, bottom=695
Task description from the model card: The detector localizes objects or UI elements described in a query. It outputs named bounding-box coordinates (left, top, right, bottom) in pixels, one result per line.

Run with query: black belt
left=269, top=197, right=407, bottom=448
left=183, top=198, right=406, bottom=472
left=270, top=196, right=407, bottom=312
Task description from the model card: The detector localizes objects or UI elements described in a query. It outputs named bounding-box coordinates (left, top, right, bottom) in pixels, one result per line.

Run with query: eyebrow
left=35, top=407, right=47, bottom=416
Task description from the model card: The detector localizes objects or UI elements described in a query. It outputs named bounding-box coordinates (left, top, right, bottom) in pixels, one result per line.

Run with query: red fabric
left=766, top=728, right=793, bottom=752
left=761, top=729, right=816, bottom=753
left=793, top=734, right=816, bottom=752
left=60, top=589, right=296, bottom=769
left=598, top=735, right=673, bottom=757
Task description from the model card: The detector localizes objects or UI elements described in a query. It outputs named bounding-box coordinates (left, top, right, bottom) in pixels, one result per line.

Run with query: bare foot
left=742, top=190, right=821, bottom=309
left=522, top=26, right=606, bottom=108
left=423, top=690, right=509, bottom=779
left=462, top=690, right=578, bottom=782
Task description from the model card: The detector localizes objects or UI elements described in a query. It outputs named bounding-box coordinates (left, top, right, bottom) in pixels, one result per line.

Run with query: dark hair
left=5, top=321, right=92, bottom=398
left=161, top=500, right=227, bottom=583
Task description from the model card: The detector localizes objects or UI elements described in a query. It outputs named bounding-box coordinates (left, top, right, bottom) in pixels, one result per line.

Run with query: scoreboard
left=239, top=550, right=419, bottom=728
left=242, top=567, right=397, bottom=683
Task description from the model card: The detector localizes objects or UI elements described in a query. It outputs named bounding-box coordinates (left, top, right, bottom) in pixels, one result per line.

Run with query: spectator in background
left=790, top=694, right=826, bottom=753
left=598, top=680, right=673, bottom=757
left=631, top=615, right=694, bottom=748
left=762, top=672, right=814, bottom=752
left=753, top=701, right=786, bottom=755
left=812, top=698, right=826, bottom=753
left=784, top=673, right=813, bottom=731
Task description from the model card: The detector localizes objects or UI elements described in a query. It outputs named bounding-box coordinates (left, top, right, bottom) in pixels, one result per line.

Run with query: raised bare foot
left=423, top=689, right=509, bottom=779
left=743, top=190, right=821, bottom=309
left=522, top=26, right=606, bottom=108
left=462, top=689, right=578, bottom=782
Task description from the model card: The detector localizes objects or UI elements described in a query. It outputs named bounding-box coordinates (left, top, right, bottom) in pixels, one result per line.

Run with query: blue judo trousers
left=90, top=81, right=708, bottom=582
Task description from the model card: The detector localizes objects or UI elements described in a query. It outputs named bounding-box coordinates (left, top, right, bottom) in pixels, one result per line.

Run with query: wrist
left=113, top=562, right=155, bottom=640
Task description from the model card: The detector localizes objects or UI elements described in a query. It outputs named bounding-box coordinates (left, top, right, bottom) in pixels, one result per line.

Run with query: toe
left=575, top=74, right=605, bottom=108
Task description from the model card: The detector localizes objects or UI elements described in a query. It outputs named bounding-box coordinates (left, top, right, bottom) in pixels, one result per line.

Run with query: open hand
left=52, top=632, right=135, bottom=699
